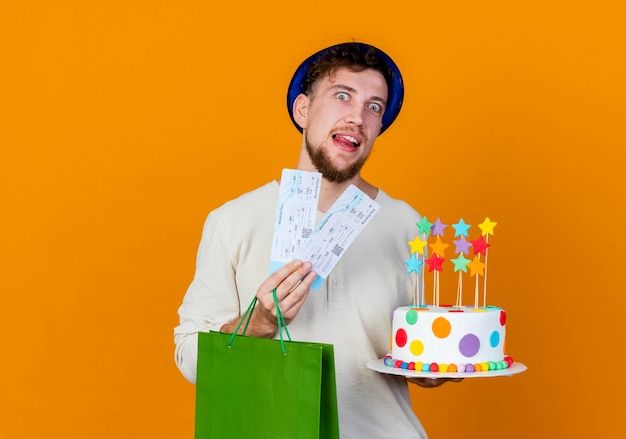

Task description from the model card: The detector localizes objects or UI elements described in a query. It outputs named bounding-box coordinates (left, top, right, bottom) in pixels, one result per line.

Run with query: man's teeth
left=333, top=134, right=360, bottom=146
left=345, top=135, right=359, bottom=146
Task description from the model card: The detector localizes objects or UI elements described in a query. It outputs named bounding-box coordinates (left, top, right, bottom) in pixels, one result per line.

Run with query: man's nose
left=345, top=103, right=364, bottom=126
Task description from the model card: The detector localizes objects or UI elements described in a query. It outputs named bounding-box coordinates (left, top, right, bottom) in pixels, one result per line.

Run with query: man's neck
left=316, top=176, right=378, bottom=212
left=294, top=144, right=378, bottom=212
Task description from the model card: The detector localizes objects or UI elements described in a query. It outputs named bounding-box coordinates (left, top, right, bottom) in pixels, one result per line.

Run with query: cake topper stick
left=420, top=259, right=425, bottom=306
left=467, top=255, right=487, bottom=307
left=425, top=252, right=444, bottom=306
left=452, top=219, right=472, bottom=307
left=457, top=271, right=462, bottom=306
left=478, top=217, right=497, bottom=306
left=475, top=273, right=479, bottom=308
left=451, top=252, right=470, bottom=306
left=470, top=234, right=490, bottom=306
left=404, top=253, right=423, bottom=306
left=429, top=218, right=448, bottom=307
left=483, top=244, right=488, bottom=307
left=416, top=217, right=433, bottom=306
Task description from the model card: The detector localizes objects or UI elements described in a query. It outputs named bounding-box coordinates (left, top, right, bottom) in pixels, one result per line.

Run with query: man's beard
left=305, top=136, right=368, bottom=183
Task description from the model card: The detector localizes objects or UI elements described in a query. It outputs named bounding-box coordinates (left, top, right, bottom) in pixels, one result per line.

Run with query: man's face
left=299, top=67, right=388, bottom=183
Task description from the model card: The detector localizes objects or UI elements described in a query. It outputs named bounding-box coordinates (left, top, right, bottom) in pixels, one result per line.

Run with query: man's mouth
left=332, top=134, right=361, bottom=147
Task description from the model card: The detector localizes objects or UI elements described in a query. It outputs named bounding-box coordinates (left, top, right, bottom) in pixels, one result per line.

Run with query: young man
left=174, top=42, right=458, bottom=438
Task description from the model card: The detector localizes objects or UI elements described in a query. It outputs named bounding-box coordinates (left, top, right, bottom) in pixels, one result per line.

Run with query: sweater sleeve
left=173, top=211, right=241, bottom=384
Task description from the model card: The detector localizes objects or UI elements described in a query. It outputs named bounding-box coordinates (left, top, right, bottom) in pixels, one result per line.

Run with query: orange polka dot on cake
left=432, top=317, right=452, bottom=338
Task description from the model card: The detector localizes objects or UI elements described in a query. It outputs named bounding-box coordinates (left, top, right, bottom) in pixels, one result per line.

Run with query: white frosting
left=391, top=305, right=506, bottom=365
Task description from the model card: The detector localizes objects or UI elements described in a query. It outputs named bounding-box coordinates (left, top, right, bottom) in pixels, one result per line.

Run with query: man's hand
left=221, top=259, right=316, bottom=337
left=407, top=377, right=464, bottom=388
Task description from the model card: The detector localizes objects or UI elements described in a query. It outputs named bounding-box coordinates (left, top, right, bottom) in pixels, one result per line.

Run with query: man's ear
left=292, top=93, right=309, bottom=130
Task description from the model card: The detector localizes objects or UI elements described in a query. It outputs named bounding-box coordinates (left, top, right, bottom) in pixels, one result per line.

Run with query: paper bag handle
left=228, top=289, right=292, bottom=354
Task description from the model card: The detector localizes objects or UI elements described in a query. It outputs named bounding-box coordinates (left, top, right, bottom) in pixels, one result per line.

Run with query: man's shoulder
left=376, top=190, right=421, bottom=219
left=213, top=181, right=278, bottom=215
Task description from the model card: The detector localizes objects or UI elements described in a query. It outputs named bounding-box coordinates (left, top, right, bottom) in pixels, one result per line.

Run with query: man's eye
left=336, top=92, right=349, bottom=101
left=369, top=103, right=382, bottom=112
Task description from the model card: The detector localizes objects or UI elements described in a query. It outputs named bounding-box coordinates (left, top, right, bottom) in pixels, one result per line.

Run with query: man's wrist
left=220, top=315, right=277, bottom=338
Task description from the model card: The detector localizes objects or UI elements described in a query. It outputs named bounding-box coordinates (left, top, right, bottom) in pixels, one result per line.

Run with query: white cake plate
left=367, top=358, right=527, bottom=379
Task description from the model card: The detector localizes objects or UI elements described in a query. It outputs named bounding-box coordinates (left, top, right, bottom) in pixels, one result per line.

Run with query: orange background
left=1, top=1, right=624, bottom=438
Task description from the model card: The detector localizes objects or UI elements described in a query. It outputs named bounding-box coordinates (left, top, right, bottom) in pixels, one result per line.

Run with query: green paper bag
left=194, top=296, right=339, bottom=439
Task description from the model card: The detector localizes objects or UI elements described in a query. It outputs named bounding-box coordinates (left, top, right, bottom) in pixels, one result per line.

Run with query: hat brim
left=286, top=43, right=404, bottom=136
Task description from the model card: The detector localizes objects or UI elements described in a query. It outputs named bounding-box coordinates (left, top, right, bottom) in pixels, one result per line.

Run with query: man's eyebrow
left=329, top=84, right=388, bottom=106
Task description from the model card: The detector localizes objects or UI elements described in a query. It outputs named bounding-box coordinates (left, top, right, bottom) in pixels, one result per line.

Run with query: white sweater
left=174, top=181, right=427, bottom=438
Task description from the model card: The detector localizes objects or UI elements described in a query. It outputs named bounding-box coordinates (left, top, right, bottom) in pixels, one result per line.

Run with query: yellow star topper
left=478, top=217, right=497, bottom=237
left=468, top=255, right=487, bottom=277
left=428, top=235, right=449, bottom=257
left=407, top=235, right=427, bottom=254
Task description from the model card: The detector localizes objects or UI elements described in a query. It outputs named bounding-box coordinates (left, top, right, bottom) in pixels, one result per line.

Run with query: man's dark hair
left=300, top=43, right=394, bottom=97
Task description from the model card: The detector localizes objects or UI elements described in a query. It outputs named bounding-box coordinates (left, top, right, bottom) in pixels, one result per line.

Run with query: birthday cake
left=383, top=217, right=515, bottom=374
left=386, top=305, right=512, bottom=372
